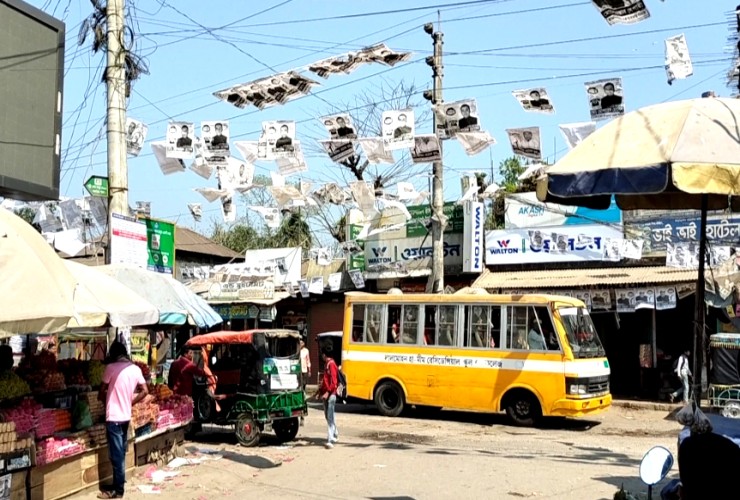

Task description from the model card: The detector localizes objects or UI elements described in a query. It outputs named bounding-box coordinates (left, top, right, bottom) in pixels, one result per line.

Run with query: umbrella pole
left=692, top=194, right=708, bottom=408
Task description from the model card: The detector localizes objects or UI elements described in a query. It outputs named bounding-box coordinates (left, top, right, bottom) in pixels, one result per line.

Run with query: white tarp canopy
left=62, top=260, right=160, bottom=328
left=0, top=208, right=77, bottom=337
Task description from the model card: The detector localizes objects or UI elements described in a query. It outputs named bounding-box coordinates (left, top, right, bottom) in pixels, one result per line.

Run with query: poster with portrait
left=328, top=272, right=342, bottom=292
left=411, top=135, right=442, bottom=164
left=190, top=139, right=214, bottom=180
left=603, top=238, right=623, bottom=262
left=549, top=232, right=569, bottom=254
left=226, top=157, right=254, bottom=189
left=615, top=289, right=636, bottom=313
left=559, top=122, right=597, bottom=149
left=201, top=120, right=231, bottom=161
left=633, top=288, right=655, bottom=309
left=298, top=279, right=310, bottom=298
left=187, top=203, right=202, bottom=222
left=456, top=131, right=496, bottom=156
left=437, top=99, right=480, bottom=138
left=152, top=141, right=187, bottom=175
left=585, top=78, right=625, bottom=121
left=506, top=127, right=541, bottom=160
left=320, top=140, right=355, bottom=164
left=276, top=143, right=308, bottom=176
left=381, top=110, right=415, bottom=151
left=213, top=71, right=320, bottom=110
left=321, top=114, right=357, bottom=140
left=221, top=193, right=236, bottom=223
left=591, top=0, right=650, bottom=26
left=126, top=118, right=148, bottom=157
left=666, top=242, right=699, bottom=268
left=665, top=33, right=693, bottom=85
left=349, top=269, right=365, bottom=289
left=574, top=290, right=592, bottom=310
left=655, top=286, right=677, bottom=310
left=308, top=276, right=324, bottom=294
left=512, top=88, right=555, bottom=114
left=258, top=120, right=297, bottom=159
left=621, top=239, right=644, bottom=260
left=710, top=246, right=732, bottom=267
left=166, top=121, right=195, bottom=159
left=358, top=138, right=394, bottom=164
left=591, top=290, right=612, bottom=311
left=135, top=201, right=151, bottom=218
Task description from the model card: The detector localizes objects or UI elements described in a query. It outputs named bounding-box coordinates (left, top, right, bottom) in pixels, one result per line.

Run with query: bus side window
left=465, top=305, right=488, bottom=348
left=387, top=305, right=402, bottom=343
left=423, top=306, right=437, bottom=345
left=507, top=306, right=531, bottom=350
left=401, top=305, right=419, bottom=344
left=352, top=304, right=365, bottom=343
left=438, top=305, right=458, bottom=346
left=490, top=306, right=502, bottom=349
left=365, top=304, right=384, bottom=343
left=534, top=306, right=559, bottom=351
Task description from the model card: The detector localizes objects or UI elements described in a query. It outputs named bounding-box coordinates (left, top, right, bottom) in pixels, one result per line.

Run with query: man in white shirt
left=670, top=349, right=692, bottom=404
left=299, top=339, right=311, bottom=392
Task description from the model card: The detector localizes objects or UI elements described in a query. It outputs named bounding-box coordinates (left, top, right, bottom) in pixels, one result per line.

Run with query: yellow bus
left=341, top=292, right=611, bottom=425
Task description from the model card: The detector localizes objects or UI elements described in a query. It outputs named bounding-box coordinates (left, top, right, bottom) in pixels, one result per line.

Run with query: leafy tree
left=13, top=207, right=36, bottom=226
left=486, top=156, right=540, bottom=230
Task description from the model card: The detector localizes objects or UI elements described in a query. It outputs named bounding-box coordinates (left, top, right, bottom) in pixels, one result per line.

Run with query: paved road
left=74, top=402, right=684, bottom=500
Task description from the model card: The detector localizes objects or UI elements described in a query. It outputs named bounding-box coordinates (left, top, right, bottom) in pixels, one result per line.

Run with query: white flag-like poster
left=666, top=242, right=699, bottom=268
left=655, top=286, right=677, bottom=310
left=591, top=0, right=650, bottom=26
left=559, top=122, right=597, bottom=149
left=585, top=78, right=625, bottom=121
left=381, top=110, right=415, bottom=151
left=317, top=247, right=332, bottom=266
left=621, top=239, right=644, bottom=260
left=350, top=181, right=377, bottom=218
left=213, top=71, right=320, bottom=110
left=411, top=135, right=442, bottom=164
left=234, top=141, right=260, bottom=164
left=187, top=203, right=202, bottom=222
left=358, top=138, right=394, bottom=164
left=308, top=277, right=324, bottom=294
left=633, top=288, right=655, bottom=309
left=166, top=121, right=195, bottom=159
left=216, top=161, right=238, bottom=191
left=230, top=158, right=254, bottom=189
left=456, top=131, right=496, bottom=156
left=190, top=139, right=214, bottom=179
left=152, top=141, right=187, bottom=175
left=349, top=269, right=365, bottom=289
left=285, top=281, right=296, bottom=297
left=549, top=233, right=569, bottom=254
left=271, top=171, right=285, bottom=188
left=396, top=181, right=418, bottom=201
left=195, top=187, right=227, bottom=203
left=201, top=120, right=231, bottom=161
left=506, top=127, right=541, bottom=160
left=221, top=193, right=236, bottom=223
left=603, top=238, right=623, bottom=262
left=437, top=99, right=480, bottom=138
left=321, top=114, right=357, bottom=140
left=511, top=88, right=555, bottom=114
left=276, top=142, right=308, bottom=176
left=258, top=120, right=297, bottom=159
left=126, top=118, right=148, bottom=157
left=665, top=34, right=693, bottom=84
left=320, top=140, right=355, bottom=164
left=298, top=279, right=309, bottom=298
left=591, top=290, right=612, bottom=311
left=328, top=272, right=342, bottom=292
left=135, top=201, right=151, bottom=217
left=615, top=290, right=636, bottom=313
left=710, top=246, right=732, bottom=267
left=248, top=206, right=281, bottom=229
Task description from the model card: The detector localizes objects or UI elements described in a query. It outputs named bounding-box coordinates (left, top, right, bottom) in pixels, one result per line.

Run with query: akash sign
left=485, top=224, right=623, bottom=265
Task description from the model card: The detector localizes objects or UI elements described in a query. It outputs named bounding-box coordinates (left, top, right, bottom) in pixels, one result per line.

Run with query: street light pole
left=424, top=20, right=447, bottom=293
left=106, top=0, right=128, bottom=263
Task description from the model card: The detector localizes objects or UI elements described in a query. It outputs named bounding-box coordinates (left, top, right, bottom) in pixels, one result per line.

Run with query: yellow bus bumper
left=550, top=394, right=612, bottom=417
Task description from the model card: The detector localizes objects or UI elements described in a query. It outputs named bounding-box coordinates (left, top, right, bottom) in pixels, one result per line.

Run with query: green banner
left=143, top=218, right=175, bottom=274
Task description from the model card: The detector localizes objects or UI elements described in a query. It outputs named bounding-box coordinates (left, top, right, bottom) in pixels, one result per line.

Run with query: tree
left=13, top=207, right=36, bottom=226
left=485, top=156, right=540, bottom=230
left=306, top=80, right=432, bottom=244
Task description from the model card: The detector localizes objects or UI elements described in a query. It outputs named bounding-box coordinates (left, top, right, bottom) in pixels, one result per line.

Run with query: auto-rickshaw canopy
left=185, top=329, right=301, bottom=347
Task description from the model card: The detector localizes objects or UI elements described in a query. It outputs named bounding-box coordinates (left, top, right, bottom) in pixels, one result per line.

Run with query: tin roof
left=175, top=226, right=243, bottom=259
left=473, top=266, right=698, bottom=290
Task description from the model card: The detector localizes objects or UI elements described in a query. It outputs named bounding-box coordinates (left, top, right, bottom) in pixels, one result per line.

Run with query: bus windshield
left=558, top=307, right=606, bottom=359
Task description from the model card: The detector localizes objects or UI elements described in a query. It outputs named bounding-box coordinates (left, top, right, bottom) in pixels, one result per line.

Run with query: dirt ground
left=72, top=402, right=684, bottom=500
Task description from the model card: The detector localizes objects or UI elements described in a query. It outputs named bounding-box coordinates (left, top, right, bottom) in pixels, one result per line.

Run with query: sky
left=25, top=0, right=739, bottom=243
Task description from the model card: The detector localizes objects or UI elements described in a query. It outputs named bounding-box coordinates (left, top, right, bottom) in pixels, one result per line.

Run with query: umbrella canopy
left=0, top=208, right=78, bottom=336
left=62, top=260, right=160, bottom=328
left=537, top=97, right=740, bottom=210
left=98, top=264, right=221, bottom=328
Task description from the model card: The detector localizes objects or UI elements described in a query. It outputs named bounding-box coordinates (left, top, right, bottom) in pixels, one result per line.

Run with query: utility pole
left=106, top=0, right=128, bottom=263
left=423, top=17, right=446, bottom=293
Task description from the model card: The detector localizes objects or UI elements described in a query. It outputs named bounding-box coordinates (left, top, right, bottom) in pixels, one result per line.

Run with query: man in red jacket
left=168, top=349, right=208, bottom=397
left=318, top=349, right=339, bottom=449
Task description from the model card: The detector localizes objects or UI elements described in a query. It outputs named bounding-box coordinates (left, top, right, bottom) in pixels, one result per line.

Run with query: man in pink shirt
left=98, top=341, right=148, bottom=499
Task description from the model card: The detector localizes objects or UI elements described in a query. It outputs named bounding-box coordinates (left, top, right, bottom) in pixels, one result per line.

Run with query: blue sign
left=626, top=214, right=740, bottom=254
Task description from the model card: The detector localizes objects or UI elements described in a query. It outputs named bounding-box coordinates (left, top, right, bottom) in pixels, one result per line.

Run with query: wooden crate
left=134, top=427, right=185, bottom=466
left=29, top=444, right=134, bottom=500
left=3, top=471, right=28, bottom=500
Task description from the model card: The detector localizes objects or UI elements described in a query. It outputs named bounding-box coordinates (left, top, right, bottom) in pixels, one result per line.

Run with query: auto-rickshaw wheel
left=235, top=414, right=260, bottom=447
left=273, top=417, right=300, bottom=443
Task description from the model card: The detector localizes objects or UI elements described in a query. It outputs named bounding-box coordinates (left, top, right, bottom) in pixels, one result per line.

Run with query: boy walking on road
left=318, top=349, right=339, bottom=449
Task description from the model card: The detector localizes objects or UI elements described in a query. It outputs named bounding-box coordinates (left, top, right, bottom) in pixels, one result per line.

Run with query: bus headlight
left=568, top=384, right=588, bottom=395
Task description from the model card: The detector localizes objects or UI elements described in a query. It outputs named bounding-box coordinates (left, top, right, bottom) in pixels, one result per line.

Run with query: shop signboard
left=624, top=213, right=740, bottom=256
left=505, top=192, right=621, bottom=229
left=142, top=218, right=175, bottom=274
left=212, top=304, right=261, bottom=320
left=109, top=213, right=147, bottom=268
left=364, top=233, right=464, bottom=271
left=462, top=201, right=485, bottom=273
left=485, top=224, right=623, bottom=265
left=207, top=280, right=275, bottom=301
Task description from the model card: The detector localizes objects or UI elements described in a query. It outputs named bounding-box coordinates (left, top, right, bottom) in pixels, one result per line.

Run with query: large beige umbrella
left=0, top=208, right=77, bottom=336
left=537, top=96, right=740, bottom=407
left=62, top=260, right=160, bottom=328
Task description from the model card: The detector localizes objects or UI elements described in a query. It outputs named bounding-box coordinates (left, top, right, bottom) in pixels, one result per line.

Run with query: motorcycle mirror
left=639, top=446, right=674, bottom=486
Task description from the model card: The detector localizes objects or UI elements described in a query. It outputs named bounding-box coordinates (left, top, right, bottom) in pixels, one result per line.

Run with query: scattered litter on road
left=137, top=485, right=162, bottom=494
left=373, top=464, right=387, bottom=468
left=167, top=454, right=223, bottom=468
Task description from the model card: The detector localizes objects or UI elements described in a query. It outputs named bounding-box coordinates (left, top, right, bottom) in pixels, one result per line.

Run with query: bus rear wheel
left=374, top=381, right=405, bottom=417
left=504, top=391, right=541, bottom=427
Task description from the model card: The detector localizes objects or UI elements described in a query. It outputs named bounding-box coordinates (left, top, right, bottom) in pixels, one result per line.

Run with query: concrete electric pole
left=423, top=19, right=447, bottom=293
left=105, top=0, right=128, bottom=263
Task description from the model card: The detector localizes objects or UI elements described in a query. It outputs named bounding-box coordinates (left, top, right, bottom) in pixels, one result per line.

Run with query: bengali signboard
left=624, top=213, right=740, bottom=256
left=363, top=233, right=464, bottom=273
left=142, top=218, right=175, bottom=274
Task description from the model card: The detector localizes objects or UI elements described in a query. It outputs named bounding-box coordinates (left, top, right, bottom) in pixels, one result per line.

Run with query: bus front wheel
left=374, top=381, right=405, bottom=417
left=504, top=390, right=541, bottom=427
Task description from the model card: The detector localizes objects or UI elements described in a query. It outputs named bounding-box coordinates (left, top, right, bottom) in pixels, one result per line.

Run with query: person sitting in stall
left=0, top=345, right=14, bottom=373
left=168, top=348, right=210, bottom=397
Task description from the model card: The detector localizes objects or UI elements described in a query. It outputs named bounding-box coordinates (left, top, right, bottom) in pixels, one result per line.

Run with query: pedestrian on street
left=670, top=349, right=692, bottom=404
left=168, top=348, right=208, bottom=397
left=98, top=341, right=148, bottom=498
left=299, top=339, right=311, bottom=391
left=318, top=349, right=339, bottom=449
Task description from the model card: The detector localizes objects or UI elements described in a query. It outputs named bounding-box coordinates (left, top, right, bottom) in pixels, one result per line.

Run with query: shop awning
left=473, top=266, right=698, bottom=290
